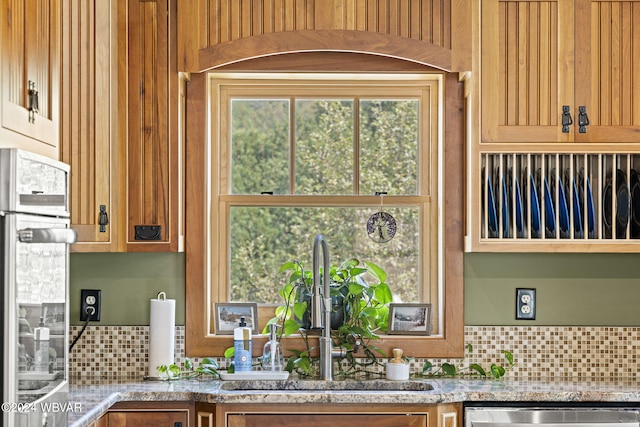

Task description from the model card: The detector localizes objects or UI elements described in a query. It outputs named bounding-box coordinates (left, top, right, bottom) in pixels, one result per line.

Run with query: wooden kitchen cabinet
left=123, top=0, right=182, bottom=251
left=573, top=0, right=640, bottom=142
left=481, top=0, right=640, bottom=143
left=435, top=402, right=462, bottom=427
left=60, top=0, right=183, bottom=252
left=469, top=0, right=640, bottom=252
left=89, top=413, right=108, bottom=427
left=227, top=414, right=427, bottom=427
left=212, top=402, right=461, bottom=427
left=60, top=0, right=120, bottom=251
left=108, top=411, right=188, bottom=426
left=0, top=0, right=60, bottom=159
left=107, top=401, right=193, bottom=427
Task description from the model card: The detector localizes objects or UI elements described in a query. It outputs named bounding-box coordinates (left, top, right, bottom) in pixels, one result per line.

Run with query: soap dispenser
left=262, top=324, right=284, bottom=371
left=386, top=348, right=409, bottom=380
left=233, top=317, right=253, bottom=372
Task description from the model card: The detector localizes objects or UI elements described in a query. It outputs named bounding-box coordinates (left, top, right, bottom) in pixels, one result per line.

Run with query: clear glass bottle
left=262, top=324, right=284, bottom=371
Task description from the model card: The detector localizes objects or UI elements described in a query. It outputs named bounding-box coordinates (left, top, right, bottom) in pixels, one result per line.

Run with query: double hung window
left=208, top=73, right=442, bottom=334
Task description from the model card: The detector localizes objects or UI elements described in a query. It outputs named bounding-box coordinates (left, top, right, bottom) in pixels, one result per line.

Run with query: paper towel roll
left=148, top=292, right=175, bottom=378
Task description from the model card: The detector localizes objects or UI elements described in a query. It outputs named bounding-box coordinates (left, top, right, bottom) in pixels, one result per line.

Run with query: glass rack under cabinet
left=480, top=153, right=640, bottom=242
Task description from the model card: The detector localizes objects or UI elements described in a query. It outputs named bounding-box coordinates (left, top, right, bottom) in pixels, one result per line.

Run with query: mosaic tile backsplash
left=68, top=326, right=640, bottom=380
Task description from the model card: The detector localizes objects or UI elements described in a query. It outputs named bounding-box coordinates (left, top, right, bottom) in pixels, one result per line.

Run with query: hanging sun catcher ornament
left=366, top=192, right=397, bottom=243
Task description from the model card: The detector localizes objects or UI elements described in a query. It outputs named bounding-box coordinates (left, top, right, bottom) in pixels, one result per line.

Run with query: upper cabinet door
left=574, top=0, right=640, bottom=143
left=0, top=0, right=60, bottom=158
left=60, top=0, right=118, bottom=251
left=481, top=0, right=575, bottom=143
left=124, top=0, right=181, bottom=251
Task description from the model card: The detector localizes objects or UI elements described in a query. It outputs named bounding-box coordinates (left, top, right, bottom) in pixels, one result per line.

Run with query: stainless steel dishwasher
left=466, top=407, right=640, bottom=427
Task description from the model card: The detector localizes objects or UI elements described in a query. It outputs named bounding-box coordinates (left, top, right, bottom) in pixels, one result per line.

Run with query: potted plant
left=264, top=258, right=393, bottom=377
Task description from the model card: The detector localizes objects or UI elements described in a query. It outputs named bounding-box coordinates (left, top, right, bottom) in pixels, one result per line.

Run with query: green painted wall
left=465, top=252, right=640, bottom=326
left=70, top=252, right=640, bottom=326
left=69, top=253, right=185, bottom=326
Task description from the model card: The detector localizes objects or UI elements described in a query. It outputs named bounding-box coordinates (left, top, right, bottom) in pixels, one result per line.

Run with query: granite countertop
left=68, top=376, right=640, bottom=427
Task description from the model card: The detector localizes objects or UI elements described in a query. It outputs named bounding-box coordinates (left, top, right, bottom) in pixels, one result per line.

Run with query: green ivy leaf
left=293, top=301, right=307, bottom=321
left=278, top=261, right=298, bottom=273
left=504, top=350, right=514, bottom=366
left=338, top=258, right=359, bottom=271
left=294, top=356, right=312, bottom=375
left=469, top=363, right=487, bottom=376
left=373, top=282, right=393, bottom=304
left=348, top=282, right=366, bottom=296
left=466, top=343, right=473, bottom=353
left=441, top=363, right=456, bottom=376
left=168, top=364, right=180, bottom=378
left=184, top=358, right=193, bottom=370
left=288, top=272, right=302, bottom=284
left=223, top=347, right=235, bottom=359
left=490, top=364, right=506, bottom=379
left=422, top=361, right=433, bottom=373
left=364, top=261, right=387, bottom=283
left=201, top=357, right=219, bottom=369
left=283, top=318, right=301, bottom=336
left=348, top=267, right=367, bottom=277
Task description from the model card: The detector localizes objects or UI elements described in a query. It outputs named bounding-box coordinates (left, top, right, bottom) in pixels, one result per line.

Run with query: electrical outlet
left=516, top=288, right=536, bottom=320
left=80, top=289, right=101, bottom=321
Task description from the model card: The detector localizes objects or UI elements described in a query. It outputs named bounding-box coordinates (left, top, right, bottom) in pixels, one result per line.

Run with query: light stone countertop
left=68, top=376, right=640, bottom=427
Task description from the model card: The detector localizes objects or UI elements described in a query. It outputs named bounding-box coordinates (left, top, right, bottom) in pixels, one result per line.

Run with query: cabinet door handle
left=28, top=80, right=39, bottom=123
left=561, top=105, right=573, bottom=133
left=578, top=106, right=590, bottom=133
left=99, top=205, right=109, bottom=232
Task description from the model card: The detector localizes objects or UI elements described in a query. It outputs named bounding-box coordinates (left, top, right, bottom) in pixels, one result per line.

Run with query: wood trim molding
left=197, top=30, right=453, bottom=72
left=185, top=72, right=209, bottom=355
left=185, top=61, right=464, bottom=359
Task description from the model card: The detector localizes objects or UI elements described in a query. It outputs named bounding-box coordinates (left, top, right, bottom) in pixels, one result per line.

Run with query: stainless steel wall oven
left=1, top=149, right=76, bottom=427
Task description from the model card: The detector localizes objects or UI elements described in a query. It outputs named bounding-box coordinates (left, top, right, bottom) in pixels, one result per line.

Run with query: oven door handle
left=17, top=228, right=78, bottom=244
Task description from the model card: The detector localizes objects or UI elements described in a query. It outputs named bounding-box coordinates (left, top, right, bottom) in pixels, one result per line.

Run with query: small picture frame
left=214, top=302, right=259, bottom=335
left=388, top=303, right=431, bottom=335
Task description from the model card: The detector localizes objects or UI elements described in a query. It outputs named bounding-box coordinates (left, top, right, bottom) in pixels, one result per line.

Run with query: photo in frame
left=388, top=303, right=431, bottom=335
left=214, top=302, right=259, bottom=335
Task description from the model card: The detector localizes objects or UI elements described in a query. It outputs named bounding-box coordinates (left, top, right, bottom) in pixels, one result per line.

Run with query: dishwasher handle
left=466, top=408, right=640, bottom=427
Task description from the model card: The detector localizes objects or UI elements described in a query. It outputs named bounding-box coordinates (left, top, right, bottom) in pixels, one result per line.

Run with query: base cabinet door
left=107, top=401, right=192, bottom=427
left=108, top=411, right=188, bottom=426
left=227, top=414, right=427, bottom=427
left=216, top=403, right=462, bottom=427
left=89, top=413, right=108, bottom=427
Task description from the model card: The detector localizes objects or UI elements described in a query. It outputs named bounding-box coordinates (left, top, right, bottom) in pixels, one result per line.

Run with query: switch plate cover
left=80, top=289, right=101, bottom=321
left=516, top=288, right=536, bottom=320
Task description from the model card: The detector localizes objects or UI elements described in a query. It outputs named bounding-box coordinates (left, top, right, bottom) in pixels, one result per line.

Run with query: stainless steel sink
left=220, top=379, right=433, bottom=391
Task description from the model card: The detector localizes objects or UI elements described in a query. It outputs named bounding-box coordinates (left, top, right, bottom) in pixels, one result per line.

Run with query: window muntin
left=213, top=74, right=441, bottom=335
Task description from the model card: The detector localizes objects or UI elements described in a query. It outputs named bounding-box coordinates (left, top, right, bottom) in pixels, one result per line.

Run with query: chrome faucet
left=310, top=234, right=345, bottom=380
